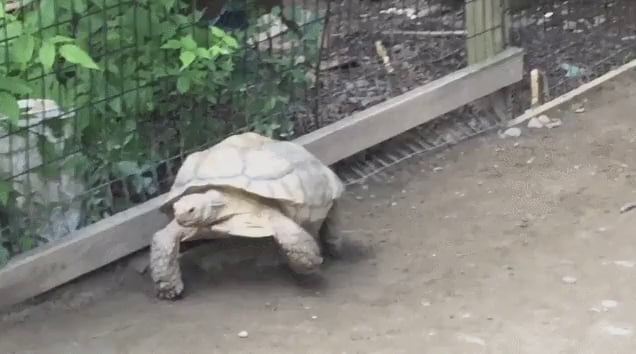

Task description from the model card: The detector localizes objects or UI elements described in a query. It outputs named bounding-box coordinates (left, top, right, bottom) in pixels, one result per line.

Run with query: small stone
left=311, top=315, right=318, bottom=320
left=574, top=106, right=585, bottom=113
left=545, top=119, right=563, bottom=129
left=602, top=300, right=618, bottom=309
left=421, top=300, right=431, bottom=307
left=238, top=331, right=249, bottom=338
left=355, top=196, right=364, bottom=200
left=457, top=333, right=486, bottom=346
left=528, top=117, right=544, bottom=129
left=613, top=260, right=636, bottom=268
left=502, top=127, right=522, bottom=137
left=433, top=166, right=444, bottom=172
left=562, top=276, right=577, bottom=284
left=537, top=114, right=551, bottom=124
left=391, top=202, right=397, bottom=206
left=513, top=142, right=520, bottom=147
left=602, top=325, right=633, bottom=336
left=527, top=157, right=535, bottom=164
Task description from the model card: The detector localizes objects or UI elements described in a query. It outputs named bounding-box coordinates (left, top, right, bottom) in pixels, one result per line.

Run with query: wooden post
left=465, top=0, right=512, bottom=120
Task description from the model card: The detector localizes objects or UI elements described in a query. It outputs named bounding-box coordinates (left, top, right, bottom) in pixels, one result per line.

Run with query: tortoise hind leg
left=267, top=209, right=324, bottom=275
left=319, top=200, right=345, bottom=259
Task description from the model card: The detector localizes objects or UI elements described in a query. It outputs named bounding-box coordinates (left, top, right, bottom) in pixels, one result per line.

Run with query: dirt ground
left=4, top=72, right=636, bottom=353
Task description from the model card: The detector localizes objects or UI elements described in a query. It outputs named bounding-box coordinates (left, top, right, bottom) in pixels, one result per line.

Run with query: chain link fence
left=1, top=0, right=635, bottom=266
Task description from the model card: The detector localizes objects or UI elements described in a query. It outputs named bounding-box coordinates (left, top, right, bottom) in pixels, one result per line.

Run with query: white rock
left=545, top=119, right=563, bottom=129
left=602, top=325, right=633, bottom=336
left=528, top=117, right=544, bottom=128
left=457, top=333, right=486, bottom=346
left=602, top=300, right=618, bottom=309
left=238, top=331, right=249, bottom=338
left=613, top=260, right=636, bottom=268
left=311, top=315, right=318, bottom=320
left=502, top=127, right=522, bottom=137
left=537, top=114, right=551, bottom=124
left=562, top=276, right=577, bottom=284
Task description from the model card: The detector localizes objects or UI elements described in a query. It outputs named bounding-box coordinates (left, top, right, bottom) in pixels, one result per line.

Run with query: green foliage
left=0, top=0, right=322, bottom=263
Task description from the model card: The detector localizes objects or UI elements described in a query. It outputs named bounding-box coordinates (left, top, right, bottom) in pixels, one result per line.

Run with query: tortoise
left=149, top=132, right=346, bottom=299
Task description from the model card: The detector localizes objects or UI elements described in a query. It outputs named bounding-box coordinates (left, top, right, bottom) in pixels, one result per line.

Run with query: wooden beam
left=296, top=47, right=524, bottom=165
left=0, top=46, right=524, bottom=310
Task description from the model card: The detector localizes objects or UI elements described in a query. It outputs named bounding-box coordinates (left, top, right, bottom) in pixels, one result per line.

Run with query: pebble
left=574, top=106, right=586, bottom=113
left=602, top=300, right=618, bottom=309
left=537, top=114, right=551, bottom=124
left=457, top=333, right=486, bottom=346
left=613, top=260, right=636, bottom=268
left=502, top=127, right=522, bottom=138
left=562, top=276, right=577, bottom=284
left=602, top=325, right=633, bottom=336
left=545, top=119, right=563, bottom=129
left=311, top=315, right=318, bottom=320
left=528, top=117, right=544, bottom=129
left=433, top=166, right=444, bottom=172
left=238, top=331, right=249, bottom=338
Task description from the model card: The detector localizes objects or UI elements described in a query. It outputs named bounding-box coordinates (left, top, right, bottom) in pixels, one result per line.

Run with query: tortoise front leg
left=268, top=210, right=324, bottom=275
left=150, top=220, right=197, bottom=300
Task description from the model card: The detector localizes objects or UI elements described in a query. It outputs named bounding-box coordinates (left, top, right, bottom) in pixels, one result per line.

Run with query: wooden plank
left=0, top=46, right=524, bottom=310
left=295, top=47, right=524, bottom=165
left=0, top=197, right=169, bottom=308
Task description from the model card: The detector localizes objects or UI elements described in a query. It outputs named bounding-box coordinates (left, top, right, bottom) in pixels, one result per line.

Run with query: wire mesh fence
left=507, top=0, right=636, bottom=115
left=1, top=0, right=635, bottom=267
left=0, top=0, right=327, bottom=263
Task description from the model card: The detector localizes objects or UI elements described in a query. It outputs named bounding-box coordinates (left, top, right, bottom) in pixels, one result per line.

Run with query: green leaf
left=59, top=44, right=100, bottom=70
left=210, top=26, right=225, bottom=38
left=11, top=35, right=35, bottom=64
left=196, top=47, right=211, bottom=59
left=0, top=76, right=32, bottom=95
left=179, top=35, right=197, bottom=51
left=176, top=75, right=190, bottom=93
left=0, top=180, right=11, bottom=205
left=39, top=40, right=56, bottom=70
left=72, top=0, right=87, bottom=13
left=0, top=21, right=23, bottom=42
left=160, top=39, right=181, bottom=49
left=48, top=35, right=75, bottom=44
left=39, top=0, right=56, bottom=28
left=0, top=92, right=19, bottom=122
left=0, top=246, right=9, bottom=268
left=222, top=35, right=239, bottom=48
left=179, top=51, right=196, bottom=71
left=114, top=160, right=142, bottom=177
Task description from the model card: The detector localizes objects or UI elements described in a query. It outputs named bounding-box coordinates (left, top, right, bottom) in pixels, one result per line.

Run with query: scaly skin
left=150, top=220, right=197, bottom=300
left=319, top=201, right=344, bottom=259
left=267, top=209, right=324, bottom=275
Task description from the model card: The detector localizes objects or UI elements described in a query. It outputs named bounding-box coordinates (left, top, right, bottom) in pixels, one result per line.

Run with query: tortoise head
left=172, top=189, right=225, bottom=227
